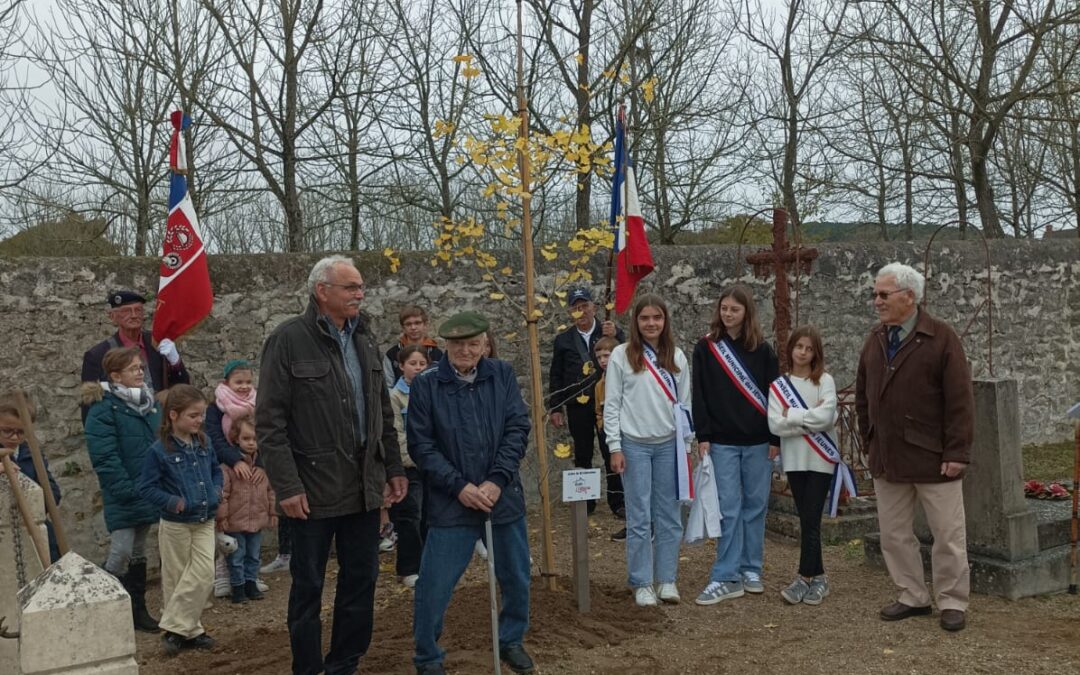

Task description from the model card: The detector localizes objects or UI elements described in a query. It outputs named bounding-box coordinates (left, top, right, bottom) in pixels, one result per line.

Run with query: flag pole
left=604, top=103, right=626, bottom=322
left=515, top=0, right=557, bottom=592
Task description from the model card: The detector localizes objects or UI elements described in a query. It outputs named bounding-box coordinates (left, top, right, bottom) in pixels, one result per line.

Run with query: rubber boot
left=126, top=560, right=161, bottom=633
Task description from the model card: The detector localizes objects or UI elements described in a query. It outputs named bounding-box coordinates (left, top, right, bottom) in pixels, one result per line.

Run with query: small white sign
left=562, top=469, right=602, bottom=503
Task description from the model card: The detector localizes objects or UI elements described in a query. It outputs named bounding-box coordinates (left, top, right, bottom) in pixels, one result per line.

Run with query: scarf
left=101, top=382, right=156, bottom=415
left=215, top=381, right=257, bottom=440
left=393, top=377, right=411, bottom=422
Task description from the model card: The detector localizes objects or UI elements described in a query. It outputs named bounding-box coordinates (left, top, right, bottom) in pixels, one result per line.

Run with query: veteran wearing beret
left=81, top=289, right=190, bottom=422
left=407, top=311, right=535, bottom=675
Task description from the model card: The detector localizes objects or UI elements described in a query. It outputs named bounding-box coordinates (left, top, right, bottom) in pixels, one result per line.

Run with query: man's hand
left=768, top=445, right=781, bottom=460
left=157, top=338, right=181, bottom=366
left=610, top=452, right=625, bottom=474
left=940, top=461, right=967, bottom=479
left=601, top=320, right=616, bottom=337
left=477, top=481, right=502, bottom=506
left=458, top=483, right=495, bottom=512
left=550, top=411, right=564, bottom=428
left=384, top=477, right=408, bottom=505
left=280, top=493, right=311, bottom=520
left=698, top=441, right=710, bottom=459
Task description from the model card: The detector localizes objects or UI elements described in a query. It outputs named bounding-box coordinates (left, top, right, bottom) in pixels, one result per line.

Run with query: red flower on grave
left=1047, top=483, right=1071, bottom=499
left=1023, top=480, right=1046, bottom=497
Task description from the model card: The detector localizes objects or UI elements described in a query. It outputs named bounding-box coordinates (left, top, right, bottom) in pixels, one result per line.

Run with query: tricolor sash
left=642, top=344, right=695, bottom=502
left=707, top=338, right=767, bottom=415
left=769, top=375, right=856, bottom=517
left=769, top=376, right=841, bottom=464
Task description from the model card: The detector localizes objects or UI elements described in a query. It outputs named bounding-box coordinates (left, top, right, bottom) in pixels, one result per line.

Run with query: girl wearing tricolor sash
left=692, top=285, right=780, bottom=606
left=604, top=294, right=693, bottom=608
left=767, top=326, right=838, bottom=606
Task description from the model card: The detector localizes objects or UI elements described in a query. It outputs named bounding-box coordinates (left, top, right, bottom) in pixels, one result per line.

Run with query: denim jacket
left=139, top=435, right=223, bottom=523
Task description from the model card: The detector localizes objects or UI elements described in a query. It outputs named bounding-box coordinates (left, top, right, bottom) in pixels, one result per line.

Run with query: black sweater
left=691, top=336, right=781, bottom=446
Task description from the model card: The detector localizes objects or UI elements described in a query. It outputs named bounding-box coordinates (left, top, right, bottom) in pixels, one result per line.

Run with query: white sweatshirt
left=603, top=343, right=691, bottom=452
left=767, top=373, right=839, bottom=475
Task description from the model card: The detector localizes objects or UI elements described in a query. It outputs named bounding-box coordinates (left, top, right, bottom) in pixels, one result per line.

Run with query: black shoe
left=244, top=579, right=264, bottom=600
left=879, top=601, right=933, bottom=621
left=161, top=632, right=184, bottom=656
left=611, top=527, right=627, bottom=541
left=231, top=585, right=248, bottom=604
left=186, top=633, right=216, bottom=650
left=415, top=663, right=447, bottom=675
left=613, top=507, right=626, bottom=520
left=499, top=644, right=535, bottom=674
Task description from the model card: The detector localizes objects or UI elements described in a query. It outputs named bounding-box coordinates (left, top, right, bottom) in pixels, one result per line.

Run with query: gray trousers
left=104, top=524, right=151, bottom=575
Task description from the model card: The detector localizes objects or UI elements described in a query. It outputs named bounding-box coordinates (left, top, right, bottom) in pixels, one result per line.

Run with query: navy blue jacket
left=407, top=356, right=531, bottom=527
left=80, top=330, right=190, bottom=423
left=204, top=405, right=264, bottom=469
left=138, top=436, right=223, bottom=524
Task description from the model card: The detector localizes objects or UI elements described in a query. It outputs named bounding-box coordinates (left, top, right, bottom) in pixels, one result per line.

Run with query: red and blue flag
left=608, top=104, right=654, bottom=314
left=152, top=111, right=213, bottom=342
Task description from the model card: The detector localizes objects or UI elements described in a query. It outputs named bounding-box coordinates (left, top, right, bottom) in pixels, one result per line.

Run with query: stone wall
left=1, top=239, right=1076, bottom=561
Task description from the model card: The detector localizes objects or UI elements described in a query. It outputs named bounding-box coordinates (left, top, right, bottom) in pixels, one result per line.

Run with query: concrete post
left=963, top=378, right=1040, bottom=560
left=18, top=551, right=137, bottom=675
left=0, top=473, right=46, bottom=673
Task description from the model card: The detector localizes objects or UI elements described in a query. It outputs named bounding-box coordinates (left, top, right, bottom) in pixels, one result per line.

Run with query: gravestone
left=18, top=551, right=137, bottom=674
left=864, top=378, right=1071, bottom=599
left=0, top=473, right=47, bottom=673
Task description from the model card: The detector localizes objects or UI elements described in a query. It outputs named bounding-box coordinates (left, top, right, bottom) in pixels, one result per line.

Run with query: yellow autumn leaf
left=452, top=54, right=473, bottom=63
left=764, top=623, right=778, bottom=629
left=642, top=77, right=658, bottom=104
left=576, top=394, right=590, bottom=404
left=557, top=324, right=567, bottom=331
left=570, top=310, right=583, bottom=319
left=554, top=443, right=572, bottom=459
left=501, top=266, right=513, bottom=276
left=605, top=302, right=614, bottom=311
left=490, top=292, right=505, bottom=300
left=540, top=249, right=558, bottom=261
left=581, top=361, right=594, bottom=375
left=574, top=52, right=585, bottom=65
left=883, top=649, right=895, bottom=655
left=482, top=273, right=493, bottom=281
left=531, top=309, right=543, bottom=319
left=504, top=332, right=517, bottom=340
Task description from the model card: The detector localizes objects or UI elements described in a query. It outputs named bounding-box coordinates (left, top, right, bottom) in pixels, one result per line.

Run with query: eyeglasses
left=0, top=427, right=25, bottom=440
left=121, top=364, right=145, bottom=374
left=111, top=305, right=145, bottom=317
left=871, top=288, right=909, bottom=301
left=321, top=282, right=365, bottom=294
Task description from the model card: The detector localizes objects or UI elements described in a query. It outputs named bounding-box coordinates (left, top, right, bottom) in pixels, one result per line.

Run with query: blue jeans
left=622, top=437, right=683, bottom=588
left=226, top=531, right=263, bottom=586
left=413, top=517, right=530, bottom=667
left=288, top=509, right=380, bottom=675
left=709, top=443, right=771, bottom=582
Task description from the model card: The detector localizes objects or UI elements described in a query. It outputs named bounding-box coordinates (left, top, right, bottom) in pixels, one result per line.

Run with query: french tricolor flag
left=609, top=104, right=654, bottom=314
left=152, top=111, right=213, bottom=343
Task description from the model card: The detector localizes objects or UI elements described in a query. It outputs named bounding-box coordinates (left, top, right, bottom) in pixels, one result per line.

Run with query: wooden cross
left=744, top=208, right=818, bottom=370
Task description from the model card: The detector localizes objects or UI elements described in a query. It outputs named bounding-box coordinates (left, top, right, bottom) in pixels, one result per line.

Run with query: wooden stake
left=12, top=391, right=68, bottom=556
left=515, top=0, right=557, bottom=591
left=569, top=501, right=590, bottom=613
left=1069, top=422, right=1078, bottom=595
left=1, top=454, right=51, bottom=569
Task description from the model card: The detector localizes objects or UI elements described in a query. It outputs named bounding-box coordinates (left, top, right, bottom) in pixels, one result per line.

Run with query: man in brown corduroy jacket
left=857, top=262, right=975, bottom=633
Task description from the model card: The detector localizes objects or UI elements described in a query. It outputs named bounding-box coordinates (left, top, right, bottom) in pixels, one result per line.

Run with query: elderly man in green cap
left=407, top=311, right=534, bottom=675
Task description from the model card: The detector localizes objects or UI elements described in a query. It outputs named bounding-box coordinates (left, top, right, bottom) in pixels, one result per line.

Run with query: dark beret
left=438, top=311, right=489, bottom=339
left=107, top=290, right=146, bottom=308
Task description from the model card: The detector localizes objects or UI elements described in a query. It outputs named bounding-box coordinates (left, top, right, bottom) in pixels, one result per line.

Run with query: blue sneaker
left=741, top=571, right=764, bottom=594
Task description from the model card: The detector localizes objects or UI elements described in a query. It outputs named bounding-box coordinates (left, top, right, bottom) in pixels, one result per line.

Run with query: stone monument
left=0, top=473, right=46, bottom=672
left=865, top=378, right=1072, bottom=599
left=18, top=551, right=137, bottom=674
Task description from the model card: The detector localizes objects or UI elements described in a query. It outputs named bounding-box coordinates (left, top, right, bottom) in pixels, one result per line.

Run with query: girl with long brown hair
left=604, top=294, right=693, bottom=607
left=767, top=326, right=838, bottom=606
left=692, top=284, right=780, bottom=605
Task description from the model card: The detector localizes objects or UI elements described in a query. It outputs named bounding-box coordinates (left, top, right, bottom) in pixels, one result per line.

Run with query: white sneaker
left=741, top=571, right=765, bottom=594
left=260, top=554, right=290, bottom=574
left=256, top=578, right=269, bottom=593
left=379, top=532, right=397, bottom=553
left=401, top=574, right=419, bottom=589
left=657, top=582, right=681, bottom=604
left=474, top=539, right=488, bottom=560
left=634, top=586, right=658, bottom=607
left=213, top=575, right=230, bottom=598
